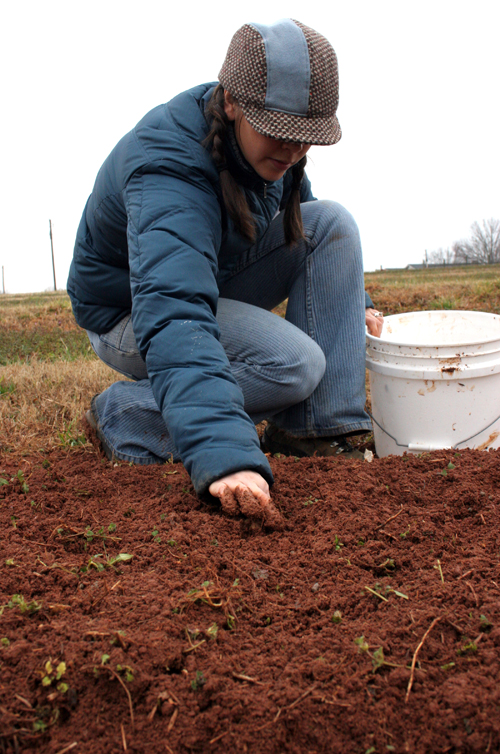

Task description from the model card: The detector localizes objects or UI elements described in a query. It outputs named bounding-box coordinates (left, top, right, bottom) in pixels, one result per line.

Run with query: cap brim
left=241, top=103, right=341, bottom=146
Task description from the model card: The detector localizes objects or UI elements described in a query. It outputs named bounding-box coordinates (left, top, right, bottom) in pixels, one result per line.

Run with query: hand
left=209, top=470, right=284, bottom=529
left=366, top=308, right=384, bottom=337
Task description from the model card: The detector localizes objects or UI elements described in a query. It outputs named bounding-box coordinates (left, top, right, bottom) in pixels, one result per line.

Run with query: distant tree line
left=427, top=218, right=500, bottom=265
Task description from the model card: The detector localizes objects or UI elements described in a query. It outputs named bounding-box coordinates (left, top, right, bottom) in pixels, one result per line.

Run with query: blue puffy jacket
left=68, top=82, right=318, bottom=494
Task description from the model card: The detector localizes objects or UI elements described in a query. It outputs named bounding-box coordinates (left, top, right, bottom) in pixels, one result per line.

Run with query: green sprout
left=40, top=660, right=68, bottom=693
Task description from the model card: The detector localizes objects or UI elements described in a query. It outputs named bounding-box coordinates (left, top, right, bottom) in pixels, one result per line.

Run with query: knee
left=303, top=200, right=361, bottom=244
left=285, top=338, right=326, bottom=403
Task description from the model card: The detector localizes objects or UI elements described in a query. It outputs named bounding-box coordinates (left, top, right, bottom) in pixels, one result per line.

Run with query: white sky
left=1, top=0, right=499, bottom=293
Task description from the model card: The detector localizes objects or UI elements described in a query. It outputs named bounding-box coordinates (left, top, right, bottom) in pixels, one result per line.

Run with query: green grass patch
left=0, top=328, right=94, bottom=365
left=0, top=291, right=95, bottom=364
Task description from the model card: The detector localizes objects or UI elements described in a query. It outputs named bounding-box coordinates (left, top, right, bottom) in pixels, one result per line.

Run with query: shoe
left=84, top=403, right=115, bottom=462
left=261, top=423, right=364, bottom=460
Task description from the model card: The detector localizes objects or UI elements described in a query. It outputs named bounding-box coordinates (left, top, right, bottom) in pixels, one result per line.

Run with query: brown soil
left=1, top=440, right=500, bottom=754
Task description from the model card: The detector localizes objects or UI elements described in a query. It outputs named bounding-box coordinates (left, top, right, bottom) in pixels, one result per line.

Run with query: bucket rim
left=367, top=309, right=500, bottom=349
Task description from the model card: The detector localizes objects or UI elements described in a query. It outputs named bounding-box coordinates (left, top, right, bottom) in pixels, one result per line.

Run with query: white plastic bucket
left=366, top=310, right=500, bottom=456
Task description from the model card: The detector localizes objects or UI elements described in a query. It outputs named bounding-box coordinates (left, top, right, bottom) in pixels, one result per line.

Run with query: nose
left=282, top=140, right=304, bottom=152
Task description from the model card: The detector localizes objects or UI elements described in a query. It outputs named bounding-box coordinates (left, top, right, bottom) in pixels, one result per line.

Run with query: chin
left=260, top=167, right=287, bottom=181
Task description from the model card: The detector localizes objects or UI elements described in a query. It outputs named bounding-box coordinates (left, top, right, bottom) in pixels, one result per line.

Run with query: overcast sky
left=1, top=0, right=498, bottom=293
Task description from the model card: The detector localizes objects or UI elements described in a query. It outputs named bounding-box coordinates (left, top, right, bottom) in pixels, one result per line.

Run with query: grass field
left=1, top=265, right=499, bottom=454
left=365, top=263, right=500, bottom=314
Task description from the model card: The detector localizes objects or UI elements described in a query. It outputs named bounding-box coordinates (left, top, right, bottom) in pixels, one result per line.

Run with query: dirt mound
left=1, top=447, right=499, bottom=753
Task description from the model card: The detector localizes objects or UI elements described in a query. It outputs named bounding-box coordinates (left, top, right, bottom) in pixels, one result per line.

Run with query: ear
left=223, top=89, right=237, bottom=121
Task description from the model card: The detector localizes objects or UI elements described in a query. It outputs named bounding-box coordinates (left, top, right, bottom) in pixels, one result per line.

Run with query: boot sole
left=84, top=408, right=115, bottom=462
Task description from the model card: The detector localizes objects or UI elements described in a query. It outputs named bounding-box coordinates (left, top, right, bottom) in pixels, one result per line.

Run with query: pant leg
left=87, top=317, right=148, bottom=381
left=218, top=200, right=372, bottom=437
left=87, top=300, right=325, bottom=463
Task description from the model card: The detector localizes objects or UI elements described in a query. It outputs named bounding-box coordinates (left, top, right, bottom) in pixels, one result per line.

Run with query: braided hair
left=204, top=84, right=306, bottom=245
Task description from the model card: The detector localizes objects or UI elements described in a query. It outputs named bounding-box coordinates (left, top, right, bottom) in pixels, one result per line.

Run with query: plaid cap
left=219, top=19, right=341, bottom=146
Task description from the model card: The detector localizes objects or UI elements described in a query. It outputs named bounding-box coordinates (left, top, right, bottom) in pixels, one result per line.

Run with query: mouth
left=269, top=158, right=292, bottom=170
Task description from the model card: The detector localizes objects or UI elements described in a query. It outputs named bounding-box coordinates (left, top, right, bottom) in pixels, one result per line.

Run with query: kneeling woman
left=67, top=19, right=382, bottom=519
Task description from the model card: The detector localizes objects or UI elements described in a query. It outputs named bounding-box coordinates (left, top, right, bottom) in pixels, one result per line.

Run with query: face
left=224, top=91, right=311, bottom=182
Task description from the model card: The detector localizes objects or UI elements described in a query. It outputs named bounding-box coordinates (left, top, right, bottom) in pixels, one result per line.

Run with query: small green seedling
left=371, top=647, right=385, bottom=672
left=190, top=670, right=206, bottom=690
left=81, top=552, right=133, bottom=573
left=1, top=637, right=10, bottom=647
left=354, top=635, right=370, bottom=653
left=355, top=637, right=403, bottom=674
left=40, top=660, right=68, bottom=693
left=457, top=642, right=477, bottom=655
left=1, top=594, right=42, bottom=615
left=331, top=610, right=342, bottom=624
left=151, top=528, right=161, bottom=543
left=334, top=535, right=344, bottom=552
left=205, top=623, right=218, bottom=640
left=441, top=662, right=456, bottom=671
left=480, top=615, right=493, bottom=632
left=400, top=525, right=411, bottom=539
left=116, top=664, right=134, bottom=683
left=15, top=469, right=29, bottom=494
left=303, top=496, right=318, bottom=506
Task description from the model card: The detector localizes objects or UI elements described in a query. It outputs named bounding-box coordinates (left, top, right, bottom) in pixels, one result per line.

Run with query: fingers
left=219, top=485, right=239, bottom=516
left=366, top=310, right=384, bottom=337
left=209, top=471, right=270, bottom=501
left=217, top=484, right=284, bottom=530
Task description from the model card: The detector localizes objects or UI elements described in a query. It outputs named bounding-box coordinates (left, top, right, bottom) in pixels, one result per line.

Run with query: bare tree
left=428, top=247, right=454, bottom=265
left=452, top=218, right=500, bottom=265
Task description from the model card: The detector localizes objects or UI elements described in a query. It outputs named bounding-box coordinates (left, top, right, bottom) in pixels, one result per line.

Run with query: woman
left=67, top=19, right=382, bottom=521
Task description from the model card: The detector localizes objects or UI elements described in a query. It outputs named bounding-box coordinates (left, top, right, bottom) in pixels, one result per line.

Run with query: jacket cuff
left=365, top=291, right=374, bottom=309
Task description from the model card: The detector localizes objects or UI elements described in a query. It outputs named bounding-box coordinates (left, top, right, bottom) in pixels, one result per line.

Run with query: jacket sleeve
left=123, top=165, right=273, bottom=495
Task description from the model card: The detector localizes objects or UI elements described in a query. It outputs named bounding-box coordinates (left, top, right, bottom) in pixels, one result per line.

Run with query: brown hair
left=204, top=84, right=306, bottom=245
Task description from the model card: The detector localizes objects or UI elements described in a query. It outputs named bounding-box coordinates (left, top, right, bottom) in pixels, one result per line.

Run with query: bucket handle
left=368, top=411, right=500, bottom=453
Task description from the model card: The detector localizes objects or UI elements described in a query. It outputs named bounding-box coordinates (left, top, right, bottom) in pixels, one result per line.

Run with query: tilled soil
left=1, top=444, right=499, bottom=754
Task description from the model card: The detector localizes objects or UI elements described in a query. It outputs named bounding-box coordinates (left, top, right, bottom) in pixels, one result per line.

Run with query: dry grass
left=0, top=268, right=498, bottom=455
left=365, top=264, right=500, bottom=315
left=0, top=357, right=121, bottom=454
left=0, top=291, right=74, bottom=330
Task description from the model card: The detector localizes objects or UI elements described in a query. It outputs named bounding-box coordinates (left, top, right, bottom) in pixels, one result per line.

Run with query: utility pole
left=2, top=266, right=4, bottom=294
left=49, top=219, right=57, bottom=291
